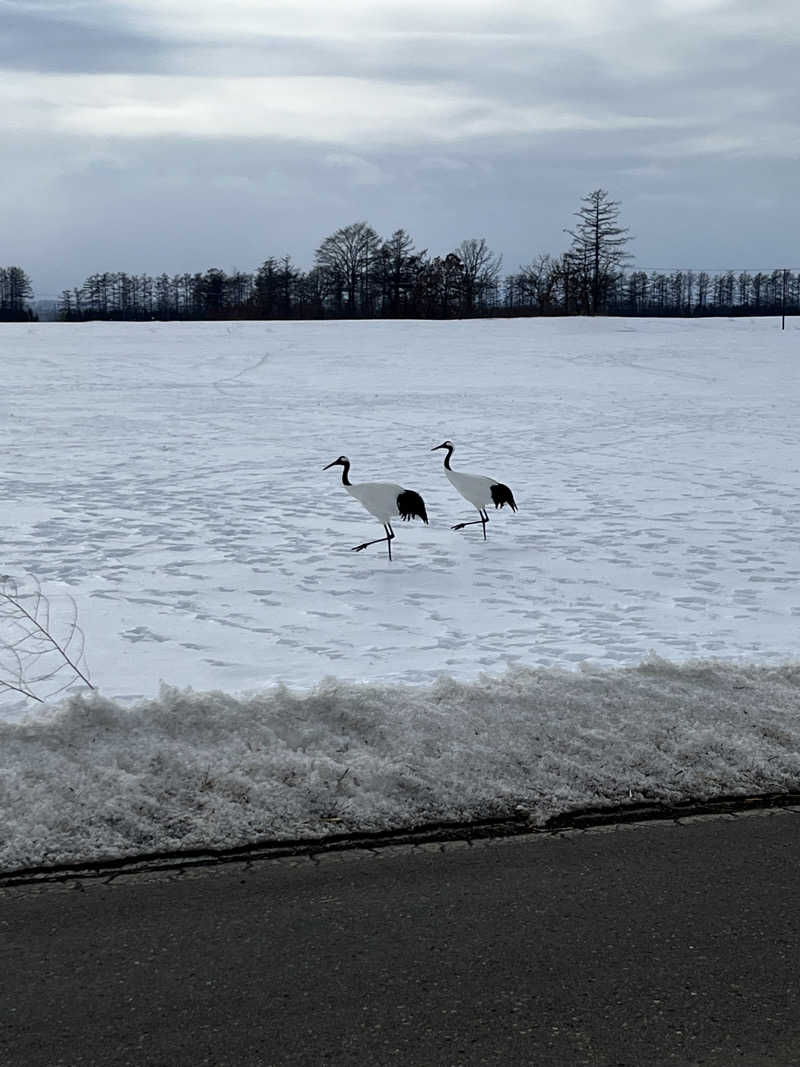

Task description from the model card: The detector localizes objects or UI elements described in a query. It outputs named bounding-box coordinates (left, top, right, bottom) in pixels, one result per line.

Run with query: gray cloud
left=0, top=1, right=168, bottom=73
left=2, top=0, right=798, bottom=296
left=9, top=133, right=797, bottom=300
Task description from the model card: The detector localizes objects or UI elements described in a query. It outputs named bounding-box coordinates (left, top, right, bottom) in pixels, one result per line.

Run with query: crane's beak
left=323, top=460, right=339, bottom=470
left=431, top=443, right=447, bottom=451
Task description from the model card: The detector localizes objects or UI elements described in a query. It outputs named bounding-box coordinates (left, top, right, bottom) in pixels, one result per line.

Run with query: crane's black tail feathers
left=490, top=483, right=517, bottom=511
left=397, top=489, right=429, bottom=524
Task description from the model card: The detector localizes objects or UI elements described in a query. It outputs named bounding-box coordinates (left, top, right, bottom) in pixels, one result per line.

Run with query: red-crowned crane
left=323, top=456, right=428, bottom=561
left=431, top=440, right=517, bottom=540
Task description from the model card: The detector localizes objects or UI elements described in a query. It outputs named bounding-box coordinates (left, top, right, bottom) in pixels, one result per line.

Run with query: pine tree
left=565, top=189, right=633, bottom=314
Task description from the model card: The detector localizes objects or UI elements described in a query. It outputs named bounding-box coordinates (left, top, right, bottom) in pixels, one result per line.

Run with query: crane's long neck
left=442, top=445, right=454, bottom=471
left=340, top=459, right=352, bottom=486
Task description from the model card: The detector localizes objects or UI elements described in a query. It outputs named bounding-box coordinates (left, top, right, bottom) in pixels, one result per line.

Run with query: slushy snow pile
left=1, top=317, right=799, bottom=872
left=3, top=660, right=800, bottom=872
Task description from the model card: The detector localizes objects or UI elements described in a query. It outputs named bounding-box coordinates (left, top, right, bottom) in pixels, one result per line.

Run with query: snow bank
left=3, top=658, right=800, bottom=872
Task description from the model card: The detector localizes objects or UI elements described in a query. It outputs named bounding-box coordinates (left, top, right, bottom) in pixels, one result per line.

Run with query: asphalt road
left=3, top=808, right=800, bottom=1066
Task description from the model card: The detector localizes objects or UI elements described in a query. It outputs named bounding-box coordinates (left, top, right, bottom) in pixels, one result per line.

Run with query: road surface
left=3, top=807, right=800, bottom=1065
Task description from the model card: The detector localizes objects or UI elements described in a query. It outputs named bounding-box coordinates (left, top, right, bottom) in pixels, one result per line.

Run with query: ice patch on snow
left=2, top=657, right=800, bottom=873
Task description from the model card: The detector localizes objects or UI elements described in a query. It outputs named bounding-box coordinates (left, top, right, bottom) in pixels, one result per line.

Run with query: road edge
left=3, top=790, right=800, bottom=889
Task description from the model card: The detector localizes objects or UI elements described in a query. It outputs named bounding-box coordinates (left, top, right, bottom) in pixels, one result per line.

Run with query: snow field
left=1, top=316, right=799, bottom=869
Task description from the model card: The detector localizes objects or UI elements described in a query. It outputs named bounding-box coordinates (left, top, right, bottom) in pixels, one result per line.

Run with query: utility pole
left=781, top=268, right=788, bottom=330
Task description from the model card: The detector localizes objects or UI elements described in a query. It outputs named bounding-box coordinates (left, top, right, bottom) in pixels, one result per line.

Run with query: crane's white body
left=444, top=468, right=500, bottom=510
left=345, top=481, right=406, bottom=524
left=432, top=440, right=516, bottom=540
left=323, top=456, right=428, bottom=560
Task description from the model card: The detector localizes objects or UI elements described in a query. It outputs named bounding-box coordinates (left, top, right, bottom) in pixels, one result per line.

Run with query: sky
left=2, top=0, right=798, bottom=298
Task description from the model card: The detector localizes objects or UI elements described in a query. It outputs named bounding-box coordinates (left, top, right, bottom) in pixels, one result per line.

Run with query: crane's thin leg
left=352, top=524, right=395, bottom=560
left=451, top=511, right=490, bottom=539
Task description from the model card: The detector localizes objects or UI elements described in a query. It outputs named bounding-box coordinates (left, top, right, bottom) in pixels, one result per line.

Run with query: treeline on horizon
left=2, top=191, right=798, bottom=322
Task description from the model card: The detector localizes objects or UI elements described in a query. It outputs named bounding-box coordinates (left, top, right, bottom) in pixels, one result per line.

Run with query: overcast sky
left=3, top=0, right=798, bottom=297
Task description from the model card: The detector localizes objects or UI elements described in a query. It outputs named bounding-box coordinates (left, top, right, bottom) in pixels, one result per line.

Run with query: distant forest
left=2, top=191, right=798, bottom=322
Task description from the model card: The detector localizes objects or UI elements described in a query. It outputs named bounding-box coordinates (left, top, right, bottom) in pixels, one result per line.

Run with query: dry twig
left=0, top=574, right=94, bottom=704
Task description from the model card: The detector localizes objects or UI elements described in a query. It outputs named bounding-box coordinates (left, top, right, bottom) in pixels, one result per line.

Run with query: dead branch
left=0, top=574, right=95, bottom=705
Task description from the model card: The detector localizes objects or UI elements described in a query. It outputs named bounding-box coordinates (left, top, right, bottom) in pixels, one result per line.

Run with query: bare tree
left=315, top=221, right=382, bottom=315
left=696, top=271, right=710, bottom=311
left=625, top=270, right=649, bottom=314
left=58, top=289, right=74, bottom=320
left=565, top=189, right=633, bottom=314
left=379, top=229, right=425, bottom=317
left=457, top=238, right=502, bottom=314
left=669, top=271, right=685, bottom=314
left=511, top=254, right=559, bottom=314
left=0, top=266, right=33, bottom=319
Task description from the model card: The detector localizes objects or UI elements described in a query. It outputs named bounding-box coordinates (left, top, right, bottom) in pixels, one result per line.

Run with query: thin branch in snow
left=0, top=574, right=95, bottom=704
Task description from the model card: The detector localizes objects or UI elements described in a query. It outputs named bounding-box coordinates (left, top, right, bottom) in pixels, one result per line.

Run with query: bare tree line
left=56, top=228, right=507, bottom=322
left=54, top=258, right=800, bottom=322
left=506, top=260, right=800, bottom=317
left=3, top=190, right=798, bottom=321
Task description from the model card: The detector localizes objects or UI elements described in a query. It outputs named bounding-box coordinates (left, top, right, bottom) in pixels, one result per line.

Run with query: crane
left=323, top=456, right=428, bottom=560
left=431, top=440, right=516, bottom=540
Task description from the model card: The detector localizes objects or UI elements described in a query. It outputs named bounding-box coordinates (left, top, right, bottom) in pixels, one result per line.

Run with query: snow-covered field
left=1, top=317, right=799, bottom=871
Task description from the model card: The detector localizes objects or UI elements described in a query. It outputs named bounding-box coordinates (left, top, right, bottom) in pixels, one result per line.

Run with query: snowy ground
left=1, top=317, right=799, bottom=870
